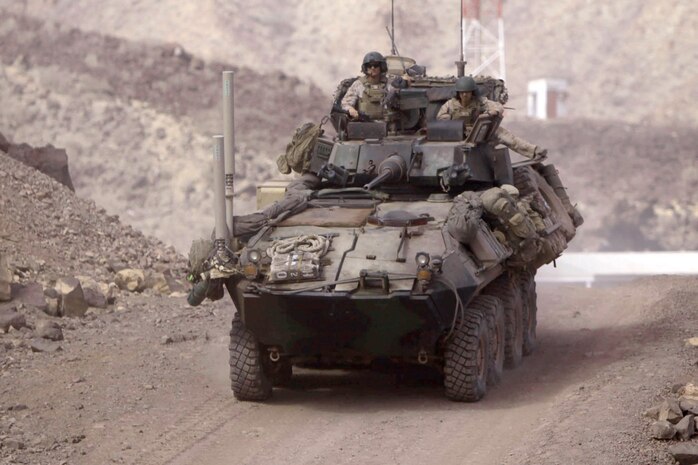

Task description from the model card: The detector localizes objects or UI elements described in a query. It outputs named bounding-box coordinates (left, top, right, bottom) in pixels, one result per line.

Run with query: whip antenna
left=390, top=0, right=397, bottom=55
left=456, top=0, right=467, bottom=77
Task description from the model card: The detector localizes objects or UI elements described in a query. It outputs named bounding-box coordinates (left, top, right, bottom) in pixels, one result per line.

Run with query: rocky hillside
left=0, top=11, right=328, bottom=252
left=0, top=152, right=185, bottom=287
left=5, top=0, right=697, bottom=126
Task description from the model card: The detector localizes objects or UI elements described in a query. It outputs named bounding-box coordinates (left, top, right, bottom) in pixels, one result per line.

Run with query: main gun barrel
left=362, top=154, right=407, bottom=190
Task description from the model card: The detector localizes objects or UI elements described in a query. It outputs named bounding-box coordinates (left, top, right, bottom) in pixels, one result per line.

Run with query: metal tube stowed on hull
left=222, top=71, right=235, bottom=239
left=212, top=135, right=227, bottom=250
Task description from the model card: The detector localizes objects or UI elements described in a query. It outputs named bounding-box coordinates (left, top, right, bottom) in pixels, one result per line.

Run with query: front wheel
left=470, top=295, right=505, bottom=386
left=229, top=316, right=272, bottom=401
left=443, top=308, right=490, bottom=402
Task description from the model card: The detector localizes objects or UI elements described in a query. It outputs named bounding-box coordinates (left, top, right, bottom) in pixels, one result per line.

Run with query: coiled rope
left=266, top=234, right=330, bottom=258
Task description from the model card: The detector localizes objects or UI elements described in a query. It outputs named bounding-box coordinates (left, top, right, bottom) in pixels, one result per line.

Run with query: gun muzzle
left=363, top=155, right=407, bottom=190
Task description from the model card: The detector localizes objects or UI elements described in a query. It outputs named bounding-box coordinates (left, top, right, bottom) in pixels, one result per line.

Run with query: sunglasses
left=366, top=62, right=382, bottom=68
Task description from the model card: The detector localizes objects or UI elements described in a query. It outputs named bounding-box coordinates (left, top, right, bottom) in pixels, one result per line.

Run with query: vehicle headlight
left=415, top=252, right=430, bottom=267
left=247, top=249, right=262, bottom=264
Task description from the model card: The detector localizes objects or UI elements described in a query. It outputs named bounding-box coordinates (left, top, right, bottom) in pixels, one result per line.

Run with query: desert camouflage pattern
left=436, top=95, right=503, bottom=123
left=341, top=75, right=388, bottom=119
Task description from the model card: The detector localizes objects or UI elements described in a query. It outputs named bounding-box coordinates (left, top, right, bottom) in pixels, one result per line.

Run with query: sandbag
left=446, top=192, right=483, bottom=244
left=480, top=187, right=537, bottom=241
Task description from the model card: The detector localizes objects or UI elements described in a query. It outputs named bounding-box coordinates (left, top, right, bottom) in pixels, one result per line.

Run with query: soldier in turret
left=438, top=76, right=548, bottom=160
left=341, top=51, right=391, bottom=121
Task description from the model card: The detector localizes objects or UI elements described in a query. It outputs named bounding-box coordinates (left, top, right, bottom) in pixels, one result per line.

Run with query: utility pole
left=461, top=0, right=506, bottom=80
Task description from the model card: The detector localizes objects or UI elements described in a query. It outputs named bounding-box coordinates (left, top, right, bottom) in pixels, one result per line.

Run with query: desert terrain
left=1, top=1, right=697, bottom=464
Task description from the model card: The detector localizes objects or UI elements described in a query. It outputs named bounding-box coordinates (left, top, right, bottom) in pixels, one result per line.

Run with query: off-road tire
left=483, top=274, right=524, bottom=369
left=517, top=270, right=538, bottom=355
left=229, top=317, right=272, bottom=401
left=443, top=308, right=490, bottom=402
left=470, top=295, right=505, bottom=386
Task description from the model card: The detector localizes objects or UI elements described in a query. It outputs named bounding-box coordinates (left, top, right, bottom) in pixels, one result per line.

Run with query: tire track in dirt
left=127, top=392, right=250, bottom=465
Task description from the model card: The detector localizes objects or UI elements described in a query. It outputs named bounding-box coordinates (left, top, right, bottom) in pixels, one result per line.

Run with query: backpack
left=276, top=122, right=323, bottom=174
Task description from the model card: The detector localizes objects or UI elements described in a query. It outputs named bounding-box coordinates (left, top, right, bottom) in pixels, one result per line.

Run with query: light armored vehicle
left=188, top=60, right=583, bottom=402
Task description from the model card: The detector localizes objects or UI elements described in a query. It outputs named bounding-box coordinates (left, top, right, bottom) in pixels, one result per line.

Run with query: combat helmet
left=455, top=76, right=479, bottom=94
left=361, top=51, right=388, bottom=73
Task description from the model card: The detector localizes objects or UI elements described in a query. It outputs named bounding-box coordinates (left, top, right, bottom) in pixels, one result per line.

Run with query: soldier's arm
left=481, top=97, right=504, bottom=117
left=436, top=100, right=452, bottom=120
left=341, top=80, right=362, bottom=112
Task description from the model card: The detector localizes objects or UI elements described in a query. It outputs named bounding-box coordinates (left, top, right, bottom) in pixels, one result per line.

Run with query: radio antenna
left=390, top=0, right=397, bottom=55
left=456, top=0, right=467, bottom=76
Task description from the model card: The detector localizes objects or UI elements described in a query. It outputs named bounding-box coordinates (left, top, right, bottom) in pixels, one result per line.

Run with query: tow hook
left=417, top=350, right=428, bottom=365
left=268, top=348, right=281, bottom=362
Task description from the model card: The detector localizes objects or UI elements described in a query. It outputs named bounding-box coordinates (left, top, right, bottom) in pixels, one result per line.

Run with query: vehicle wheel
left=483, top=274, right=524, bottom=369
left=470, top=295, right=505, bottom=386
left=229, top=316, right=272, bottom=401
left=517, top=271, right=538, bottom=355
left=443, top=308, right=490, bottom=402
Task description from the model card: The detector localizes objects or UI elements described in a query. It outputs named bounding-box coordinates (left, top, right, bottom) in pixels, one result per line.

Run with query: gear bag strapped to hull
left=277, top=122, right=324, bottom=174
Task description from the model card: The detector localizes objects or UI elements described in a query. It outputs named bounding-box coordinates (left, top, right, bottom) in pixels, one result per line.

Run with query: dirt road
left=2, top=277, right=695, bottom=465
left=161, top=280, right=690, bottom=465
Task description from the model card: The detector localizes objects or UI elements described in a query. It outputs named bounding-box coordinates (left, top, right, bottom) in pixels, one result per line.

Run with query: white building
left=527, top=78, right=568, bottom=119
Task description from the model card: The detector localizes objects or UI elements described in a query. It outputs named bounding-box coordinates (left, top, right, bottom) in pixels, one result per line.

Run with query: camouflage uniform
left=437, top=96, right=540, bottom=160
left=341, top=75, right=389, bottom=121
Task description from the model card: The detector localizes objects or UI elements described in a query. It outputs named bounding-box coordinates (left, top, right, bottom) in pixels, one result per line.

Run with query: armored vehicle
left=188, top=64, right=582, bottom=402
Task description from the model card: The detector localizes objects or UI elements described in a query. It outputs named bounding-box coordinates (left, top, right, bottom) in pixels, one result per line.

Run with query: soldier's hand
left=348, top=107, right=359, bottom=119
left=487, top=109, right=501, bottom=118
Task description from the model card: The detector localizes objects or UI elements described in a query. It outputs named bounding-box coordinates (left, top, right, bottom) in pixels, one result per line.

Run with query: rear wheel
left=470, top=295, right=505, bottom=386
left=443, top=308, right=490, bottom=402
left=483, top=274, right=524, bottom=369
left=229, top=316, right=272, bottom=401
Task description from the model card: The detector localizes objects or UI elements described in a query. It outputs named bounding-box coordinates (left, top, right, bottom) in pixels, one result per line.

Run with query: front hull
left=235, top=283, right=476, bottom=362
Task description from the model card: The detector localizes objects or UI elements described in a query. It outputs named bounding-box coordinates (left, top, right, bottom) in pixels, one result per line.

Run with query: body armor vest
left=358, top=76, right=387, bottom=120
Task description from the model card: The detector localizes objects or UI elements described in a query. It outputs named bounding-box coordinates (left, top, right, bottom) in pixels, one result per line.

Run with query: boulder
left=650, top=420, right=676, bottom=440
left=680, top=384, right=698, bottom=400
left=45, top=298, right=60, bottom=317
left=659, top=398, right=684, bottom=424
left=76, top=276, right=107, bottom=308
left=100, top=282, right=119, bottom=304
left=115, top=269, right=145, bottom=292
left=10, top=282, right=48, bottom=311
left=55, top=277, right=88, bottom=317
left=686, top=337, right=698, bottom=348
left=6, top=142, right=75, bottom=191
left=0, top=130, right=10, bottom=152
left=35, top=320, right=63, bottom=341
left=0, top=253, right=11, bottom=301
left=669, top=444, right=698, bottom=465
left=145, top=271, right=170, bottom=295
left=676, top=414, right=695, bottom=441
left=0, top=308, right=27, bottom=333
left=681, top=398, right=698, bottom=415
left=83, top=287, right=107, bottom=309
left=30, top=338, right=62, bottom=353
